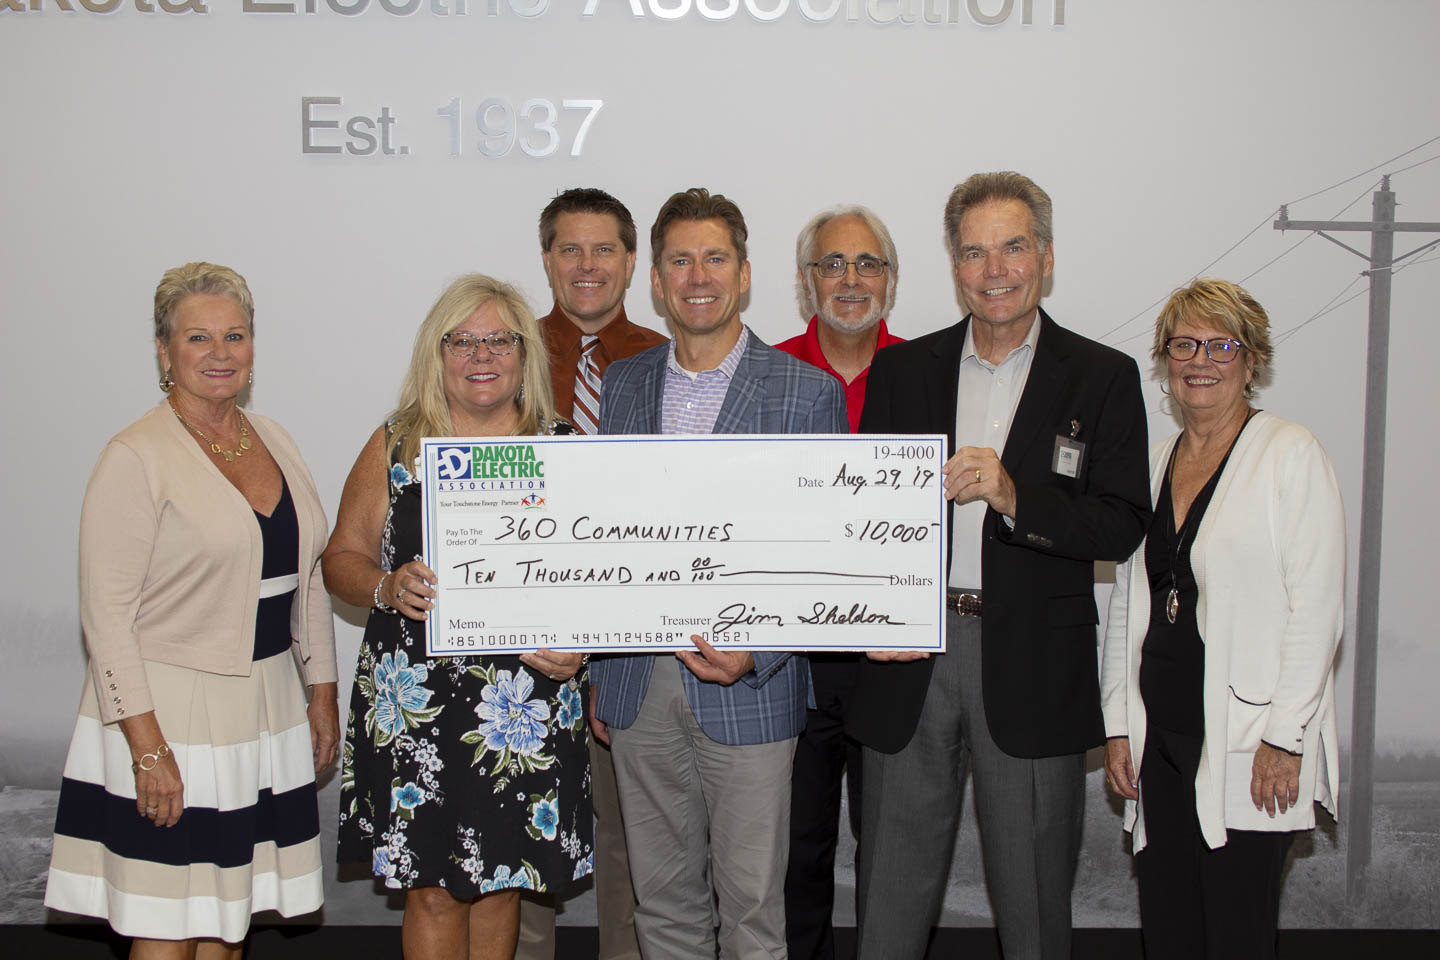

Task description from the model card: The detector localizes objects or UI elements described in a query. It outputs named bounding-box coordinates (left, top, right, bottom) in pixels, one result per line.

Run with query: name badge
left=1052, top=436, right=1085, bottom=478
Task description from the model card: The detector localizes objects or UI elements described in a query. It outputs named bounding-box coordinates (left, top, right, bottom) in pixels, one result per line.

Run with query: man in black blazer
left=847, top=172, right=1150, bottom=959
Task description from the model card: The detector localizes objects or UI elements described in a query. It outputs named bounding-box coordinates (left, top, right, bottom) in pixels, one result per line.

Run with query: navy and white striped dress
left=46, top=479, right=324, bottom=942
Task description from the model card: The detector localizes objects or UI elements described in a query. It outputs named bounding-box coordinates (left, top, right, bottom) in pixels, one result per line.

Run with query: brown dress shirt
left=539, top=304, right=669, bottom=421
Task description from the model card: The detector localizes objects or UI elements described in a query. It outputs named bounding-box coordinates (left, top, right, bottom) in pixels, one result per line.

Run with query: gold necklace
left=169, top=398, right=252, bottom=463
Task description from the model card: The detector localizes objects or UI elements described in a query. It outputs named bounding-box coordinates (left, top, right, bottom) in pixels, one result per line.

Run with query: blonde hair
left=389, top=274, right=557, bottom=472
left=1152, top=277, right=1274, bottom=370
left=153, top=261, right=255, bottom=341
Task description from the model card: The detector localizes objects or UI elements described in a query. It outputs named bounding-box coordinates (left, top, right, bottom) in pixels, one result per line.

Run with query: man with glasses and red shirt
left=774, top=205, right=904, bottom=960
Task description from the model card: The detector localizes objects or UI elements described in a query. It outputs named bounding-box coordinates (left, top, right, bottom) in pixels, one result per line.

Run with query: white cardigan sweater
left=1100, top=411, right=1344, bottom=851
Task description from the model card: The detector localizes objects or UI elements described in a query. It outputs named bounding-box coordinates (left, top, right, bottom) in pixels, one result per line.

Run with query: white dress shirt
left=949, top=316, right=1041, bottom=590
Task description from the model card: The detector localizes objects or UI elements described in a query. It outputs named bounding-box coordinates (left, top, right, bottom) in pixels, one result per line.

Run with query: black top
left=253, top=478, right=298, bottom=661
left=1139, top=417, right=1252, bottom=736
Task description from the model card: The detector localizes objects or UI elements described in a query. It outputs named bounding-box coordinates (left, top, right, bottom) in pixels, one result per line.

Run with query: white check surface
left=420, top=434, right=946, bottom=655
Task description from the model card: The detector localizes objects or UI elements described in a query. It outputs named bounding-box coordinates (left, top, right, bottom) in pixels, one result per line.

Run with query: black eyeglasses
left=1164, top=336, right=1245, bottom=363
left=443, top=331, right=523, bottom=358
left=807, top=256, right=889, bottom=279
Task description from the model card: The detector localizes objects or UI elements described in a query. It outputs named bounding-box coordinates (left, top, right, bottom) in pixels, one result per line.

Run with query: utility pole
left=1275, top=177, right=1440, bottom=901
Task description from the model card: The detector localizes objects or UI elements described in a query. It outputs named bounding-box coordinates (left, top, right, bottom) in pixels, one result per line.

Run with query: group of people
left=45, top=170, right=1345, bottom=960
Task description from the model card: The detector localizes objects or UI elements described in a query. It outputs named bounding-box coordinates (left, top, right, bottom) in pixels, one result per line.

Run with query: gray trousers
left=856, top=611, right=1085, bottom=960
left=516, top=733, right=641, bottom=960
left=610, top=656, right=796, bottom=960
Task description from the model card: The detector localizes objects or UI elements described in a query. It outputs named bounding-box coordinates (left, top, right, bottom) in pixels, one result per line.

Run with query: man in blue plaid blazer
left=589, top=188, right=846, bottom=960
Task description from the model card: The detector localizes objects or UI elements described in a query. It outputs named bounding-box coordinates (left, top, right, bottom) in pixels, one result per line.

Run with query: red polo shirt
left=774, top=316, right=904, bottom=433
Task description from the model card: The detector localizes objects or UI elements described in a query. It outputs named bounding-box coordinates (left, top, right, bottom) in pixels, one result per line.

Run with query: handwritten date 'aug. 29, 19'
left=806, top=461, right=937, bottom=495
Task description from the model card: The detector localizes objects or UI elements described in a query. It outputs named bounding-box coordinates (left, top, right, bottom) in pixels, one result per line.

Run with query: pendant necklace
left=1165, top=443, right=1185, bottom=625
left=1164, top=410, right=1255, bottom=625
left=170, top=397, right=252, bottom=463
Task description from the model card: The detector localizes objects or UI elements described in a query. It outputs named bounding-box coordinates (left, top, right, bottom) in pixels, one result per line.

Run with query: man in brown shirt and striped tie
left=538, top=188, right=669, bottom=437
left=523, top=187, right=667, bottom=960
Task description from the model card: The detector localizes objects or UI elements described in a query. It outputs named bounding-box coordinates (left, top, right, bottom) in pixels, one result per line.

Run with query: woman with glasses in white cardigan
left=1101, top=278, right=1344, bottom=960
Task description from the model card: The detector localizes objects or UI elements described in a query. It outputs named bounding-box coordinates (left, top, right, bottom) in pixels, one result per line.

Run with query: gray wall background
left=2, top=0, right=1437, bottom=930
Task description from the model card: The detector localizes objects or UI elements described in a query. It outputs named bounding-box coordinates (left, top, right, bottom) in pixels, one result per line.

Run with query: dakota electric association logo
left=435, top=443, right=547, bottom=480
left=434, top=443, right=548, bottom=497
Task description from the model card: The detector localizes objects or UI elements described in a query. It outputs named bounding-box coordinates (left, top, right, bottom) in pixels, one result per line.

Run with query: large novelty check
left=420, top=434, right=946, bottom=656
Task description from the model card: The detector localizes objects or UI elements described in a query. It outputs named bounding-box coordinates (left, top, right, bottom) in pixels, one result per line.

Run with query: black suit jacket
left=846, top=309, right=1151, bottom=758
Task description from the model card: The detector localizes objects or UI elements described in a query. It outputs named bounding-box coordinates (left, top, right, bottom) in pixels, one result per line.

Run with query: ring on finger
left=975, top=469, right=982, bottom=482
left=396, top=585, right=407, bottom=602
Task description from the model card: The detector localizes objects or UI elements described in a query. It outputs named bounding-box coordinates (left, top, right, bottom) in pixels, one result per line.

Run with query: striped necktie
left=572, top=335, right=602, bottom=435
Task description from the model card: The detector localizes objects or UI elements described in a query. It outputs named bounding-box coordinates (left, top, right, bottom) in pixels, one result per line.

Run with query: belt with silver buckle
left=946, top=590, right=983, bottom=617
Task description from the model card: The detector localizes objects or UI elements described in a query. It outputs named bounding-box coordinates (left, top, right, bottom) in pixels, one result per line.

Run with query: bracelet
left=131, top=742, right=171, bottom=774
left=565, top=654, right=591, bottom=692
left=373, top=572, right=392, bottom=611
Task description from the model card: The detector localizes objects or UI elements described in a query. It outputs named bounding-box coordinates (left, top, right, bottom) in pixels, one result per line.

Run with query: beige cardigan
left=80, top=401, right=337, bottom=725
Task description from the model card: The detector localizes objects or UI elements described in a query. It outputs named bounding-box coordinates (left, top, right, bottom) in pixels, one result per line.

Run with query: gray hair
left=794, top=205, right=899, bottom=320
left=942, top=171, right=1053, bottom=264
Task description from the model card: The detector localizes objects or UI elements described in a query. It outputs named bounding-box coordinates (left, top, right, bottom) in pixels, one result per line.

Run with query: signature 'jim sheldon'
left=712, top=601, right=907, bottom=632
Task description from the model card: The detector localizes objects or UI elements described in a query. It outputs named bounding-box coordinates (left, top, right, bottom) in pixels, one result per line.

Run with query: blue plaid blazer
left=591, top=332, right=848, bottom=745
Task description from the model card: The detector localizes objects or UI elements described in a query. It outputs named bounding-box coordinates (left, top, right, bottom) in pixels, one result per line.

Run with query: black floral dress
left=337, top=424, right=592, bottom=897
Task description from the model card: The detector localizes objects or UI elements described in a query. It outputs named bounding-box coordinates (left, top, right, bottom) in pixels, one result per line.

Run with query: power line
left=1114, top=323, right=1158, bottom=349
left=1271, top=277, right=1367, bottom=346
left=1263, top=177, right=1423, bottom=346
left=1394, top=247, right=1440, bottom=273
left=1285, top=134, right=1440, bottom=207
left=1330, top=178, right=1383, bottom=219
left=1101, top=136, right=1438, bottom=350
left=1403, top=249, right=1440, bottom=267
left=1235, top=179, right=1383, bottom=287
left=1227, top=179, right=1382, bottom=287
left=1238, top=232, right=1311, bottom=284
left=1387, top=151, right=1440, bottom=178
left=1096, top=208, right=1276, bottom=344
left=1270, top=234, right=1440, bottom=348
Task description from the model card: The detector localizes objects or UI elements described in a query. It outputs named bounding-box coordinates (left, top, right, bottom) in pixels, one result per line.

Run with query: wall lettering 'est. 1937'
left=300, top=96, right=605, bottom=158
left=6, top=0, right=1066, bottom=27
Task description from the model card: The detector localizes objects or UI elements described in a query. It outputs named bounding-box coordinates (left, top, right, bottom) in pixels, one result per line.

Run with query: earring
left=1158, top=380, right=1172, bottom=397
left=160, top=370, right=174, bottom=393
left=516, top=380, right=526, bottom=406
left=248, top=369, right=254, bottom=386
